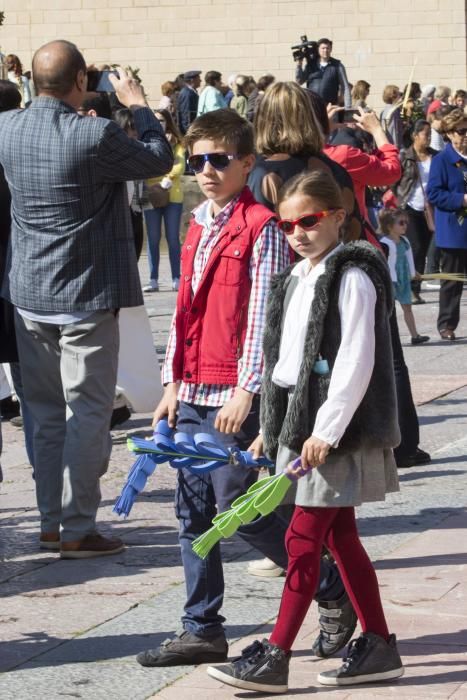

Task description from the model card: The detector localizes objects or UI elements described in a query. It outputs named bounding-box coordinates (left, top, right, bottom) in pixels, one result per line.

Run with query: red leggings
left=269, top=506, right=389, bottom=652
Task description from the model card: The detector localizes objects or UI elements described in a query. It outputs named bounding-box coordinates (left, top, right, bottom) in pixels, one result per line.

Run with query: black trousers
left=131, top=210, right=144, bottom=262
left=405, top=205, right=433, bottom=294
left=438, top=247, right=467, bottom=332
left=390, top=309, right=420, bottom=463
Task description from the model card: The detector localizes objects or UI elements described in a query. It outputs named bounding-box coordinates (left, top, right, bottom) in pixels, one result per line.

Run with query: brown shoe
left=39, top=532, right=60, bottom=551
left=60, top=533, right=125, bottom=559
left=439, top=329, right=456, bottom=341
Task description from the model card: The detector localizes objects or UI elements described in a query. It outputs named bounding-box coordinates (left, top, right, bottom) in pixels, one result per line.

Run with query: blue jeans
left=175, top=400, right=343, bottom=638
left=144, top=203, right=182, bottom=282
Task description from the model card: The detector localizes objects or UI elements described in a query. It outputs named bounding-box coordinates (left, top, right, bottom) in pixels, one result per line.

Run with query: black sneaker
left=207, top=639, right=290, bottom=694
left=317, top=632, right=404, bottom=686
left=136, top=630, right=228, bottom=667
left=312, top=590, right=358, bottom=658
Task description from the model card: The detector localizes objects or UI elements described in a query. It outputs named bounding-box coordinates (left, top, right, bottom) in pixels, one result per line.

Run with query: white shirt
left=272, top=246, right=377, bottom=447
left=407, top=158, right=431, bottom=212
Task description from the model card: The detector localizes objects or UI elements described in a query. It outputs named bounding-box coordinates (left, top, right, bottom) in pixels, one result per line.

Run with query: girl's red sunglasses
left=277, top=210, right=337, bottom=235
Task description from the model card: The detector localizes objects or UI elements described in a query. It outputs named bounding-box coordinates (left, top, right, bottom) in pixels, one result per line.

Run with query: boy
left=136, top=109, right=291, bottom=667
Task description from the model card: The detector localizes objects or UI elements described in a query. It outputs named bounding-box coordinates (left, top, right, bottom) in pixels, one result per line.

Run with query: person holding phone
left=0, top=40, right=173, bottom=558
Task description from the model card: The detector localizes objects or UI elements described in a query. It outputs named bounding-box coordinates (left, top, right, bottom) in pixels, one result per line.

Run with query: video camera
left=291, top=35, right=318, bottom=63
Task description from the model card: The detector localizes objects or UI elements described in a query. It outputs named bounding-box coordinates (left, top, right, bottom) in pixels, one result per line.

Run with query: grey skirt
left=276, top=443, right=399, bottom=508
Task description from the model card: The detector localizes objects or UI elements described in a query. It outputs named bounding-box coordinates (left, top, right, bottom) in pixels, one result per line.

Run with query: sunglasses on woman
left=277, top=210, right=337, bottom=235
left=188, top=153, right=237, bottom=173
left=455, top=127, right=467, bottom=136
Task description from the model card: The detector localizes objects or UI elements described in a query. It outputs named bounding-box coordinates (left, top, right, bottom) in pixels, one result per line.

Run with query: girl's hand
left=248, top=433, right=264, bottom=460
left=301, top=436, right=331, bottom=469
left=414, top=271, right=422, bottom=281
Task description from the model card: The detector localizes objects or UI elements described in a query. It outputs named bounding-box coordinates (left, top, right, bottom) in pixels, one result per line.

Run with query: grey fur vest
left=261, top=241, right=400, bottom=460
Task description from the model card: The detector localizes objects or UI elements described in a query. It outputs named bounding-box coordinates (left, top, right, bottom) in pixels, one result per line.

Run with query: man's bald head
left=32, top=40, right=86, bottom=98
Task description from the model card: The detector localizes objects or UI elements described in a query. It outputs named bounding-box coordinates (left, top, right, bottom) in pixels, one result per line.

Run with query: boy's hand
left=301, top=436, right=331, bottom=469
left=215, top=387, right=254, bottom=434
left=152, top=382, right=179, bottom=429
left=248, top=433, right=264, bottom=459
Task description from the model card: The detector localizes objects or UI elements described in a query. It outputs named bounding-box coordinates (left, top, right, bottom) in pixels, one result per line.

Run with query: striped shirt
left=162, top=196, right=290, bottom=406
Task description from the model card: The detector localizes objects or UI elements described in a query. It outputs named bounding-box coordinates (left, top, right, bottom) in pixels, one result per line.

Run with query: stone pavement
left=0, top=254, right=466, bottom=699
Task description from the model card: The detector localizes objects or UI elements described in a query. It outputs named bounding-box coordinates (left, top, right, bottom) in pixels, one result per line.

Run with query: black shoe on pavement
left=317, top=632, right=404, bottom=686
left=110, top=405, right=131, bottom=430
left=311, top=590, right=358, bottom=658
left=397, top=447, right=431, bottom=469
left=136, top=630, right=228, bottom=667
left=411, top=334, right=430, bottom=345
left=10, top=414, right=24, bottom=428
left=207, top=639, right=290, bottom=694
left=0, top=396, right=20, bottom=420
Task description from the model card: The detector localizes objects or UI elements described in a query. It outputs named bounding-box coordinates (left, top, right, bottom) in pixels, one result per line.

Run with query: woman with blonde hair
left=351, top=80, right=370, bottom=109
left=249, top=81, right=362, bottom=242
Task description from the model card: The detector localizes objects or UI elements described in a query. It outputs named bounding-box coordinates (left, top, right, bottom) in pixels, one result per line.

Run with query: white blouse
left=272, top=246, right=377, bottom=447
left=380, top=236, right=416, bottom=283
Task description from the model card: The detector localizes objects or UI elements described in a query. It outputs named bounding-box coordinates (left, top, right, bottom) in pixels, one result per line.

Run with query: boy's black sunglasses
left=188, top=152, right=237, bottom=173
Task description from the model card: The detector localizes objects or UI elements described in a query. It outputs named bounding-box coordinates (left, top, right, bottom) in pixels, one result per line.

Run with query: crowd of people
left=0, top=37, right=466, bottom=694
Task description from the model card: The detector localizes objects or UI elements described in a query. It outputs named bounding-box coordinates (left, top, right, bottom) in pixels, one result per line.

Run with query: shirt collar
left=291, top=243, right=343, bottom=285
left=193, top=193, right=241, bottom=227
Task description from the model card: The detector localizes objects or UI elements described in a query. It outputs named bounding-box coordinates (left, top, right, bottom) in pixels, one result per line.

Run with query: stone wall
left=1, top=0, right=466, bottom=109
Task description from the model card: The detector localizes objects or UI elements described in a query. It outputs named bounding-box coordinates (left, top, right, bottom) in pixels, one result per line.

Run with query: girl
left=379, top=208, right=430, bottom=345
left=207, top=170, right=404, bottom=692
left=143, top=109, right=185, bottom=292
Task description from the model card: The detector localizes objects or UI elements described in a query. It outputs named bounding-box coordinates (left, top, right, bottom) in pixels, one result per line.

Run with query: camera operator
left=295, top=37, right=351, bottom=108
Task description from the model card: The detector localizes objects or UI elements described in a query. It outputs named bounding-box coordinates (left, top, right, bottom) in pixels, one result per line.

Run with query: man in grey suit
left=0, top=40, right=173, bottom=558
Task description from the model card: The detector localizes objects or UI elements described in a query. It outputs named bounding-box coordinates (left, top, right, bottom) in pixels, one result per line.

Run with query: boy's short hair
left=378, top=207, right=407, bottom=235
left=184, top=108, right=254, bottom=156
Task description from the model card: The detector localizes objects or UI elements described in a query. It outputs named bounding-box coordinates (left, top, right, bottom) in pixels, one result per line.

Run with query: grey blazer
left=0, top=96, right=173, bottom=312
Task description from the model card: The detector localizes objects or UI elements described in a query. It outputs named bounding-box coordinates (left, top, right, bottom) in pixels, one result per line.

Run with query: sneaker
left=207, top=639, right=290, bottom=694
left=312, top=590, right=358, bottom=658
left=317, top=632, right=404, bottom=686
left=60, top=533, right=124, bottom=559
left=143, top=281, right=159, bottom=292
left=247, top=558, right=285, bottom=578
left=172, top=278, right=180, bottom=291
left=411, top=334, right=430, bottom=345
left=137, top=630, right=228, bottom=667
left=39, top=532, right=60, bottom=551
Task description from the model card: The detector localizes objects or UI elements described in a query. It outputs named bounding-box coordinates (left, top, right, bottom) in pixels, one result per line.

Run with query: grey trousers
left=14, top=310, right=119, bottom=541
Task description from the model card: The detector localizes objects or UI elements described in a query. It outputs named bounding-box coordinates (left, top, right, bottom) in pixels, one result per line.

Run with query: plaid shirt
left=162, top=197, right=291, bottom=406
left=0, top=97, right=173, bottom=312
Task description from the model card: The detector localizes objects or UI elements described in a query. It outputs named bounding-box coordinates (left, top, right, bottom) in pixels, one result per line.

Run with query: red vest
left=172, top=187, right=276, bottom=386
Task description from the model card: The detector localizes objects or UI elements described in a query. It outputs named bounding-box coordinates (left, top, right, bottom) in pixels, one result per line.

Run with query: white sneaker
left=247, top=558, right=285, bottom=578
left=143, top=281, right=159, bottom=292
left=172, top=278, right=180, bottom=291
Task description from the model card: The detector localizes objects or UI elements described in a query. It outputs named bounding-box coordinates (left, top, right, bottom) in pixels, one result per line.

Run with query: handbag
left=147, top=183, right=170, bottom=209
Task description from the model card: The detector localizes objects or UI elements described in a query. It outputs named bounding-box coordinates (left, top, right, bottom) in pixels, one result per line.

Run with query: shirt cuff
left=312, top=430, right=340, bottom=449
left=161, top=364, right=174, bottom=384
left=237, top=365, right=262, bottom=394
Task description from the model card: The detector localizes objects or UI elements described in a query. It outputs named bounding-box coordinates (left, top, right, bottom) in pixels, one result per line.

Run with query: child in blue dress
left=379, top=208, right=430, bottom=345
